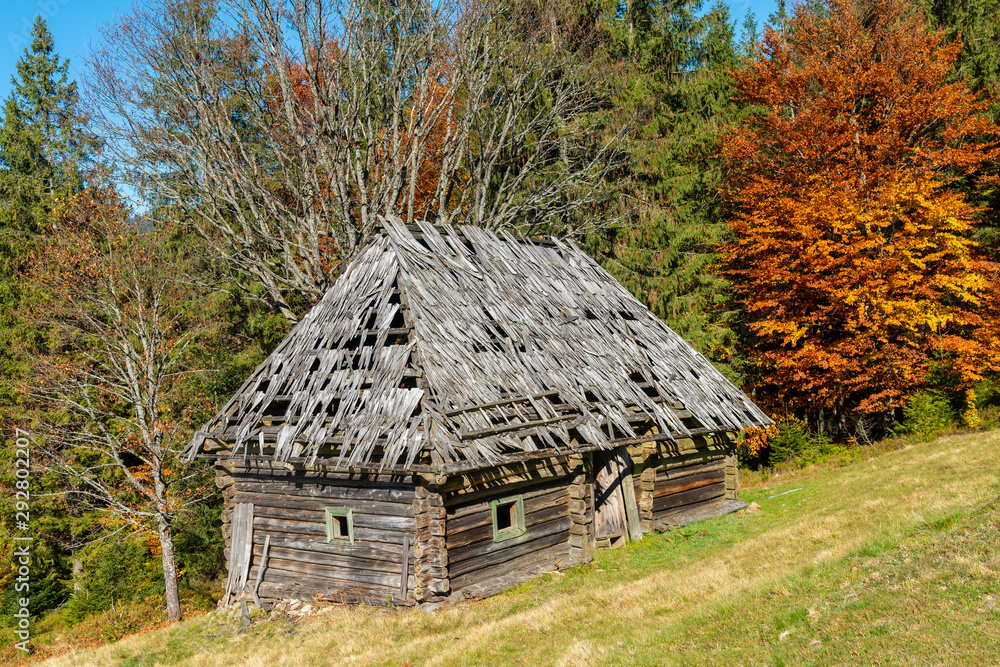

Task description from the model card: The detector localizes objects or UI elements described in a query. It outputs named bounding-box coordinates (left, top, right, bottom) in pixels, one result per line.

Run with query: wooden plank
left=620, top=470, right=643, bottom=542
left=443, top=391, right=559, bottom=417
left=448, top=515, right=572, bottom=568
left=225, top=502, right=254, bottom=602
left=400, top=537, right=410, bottom=599
left=593, top=449, right=627, bottom=540
left=251, top=534, right=270, bottom=609
left=653, top=469, right=725, bottom=499
left=450, top=542, right=571, bottom=591
left=447, top=502, right=569, bottom=550
left=652, top=481, right=726, bottom=514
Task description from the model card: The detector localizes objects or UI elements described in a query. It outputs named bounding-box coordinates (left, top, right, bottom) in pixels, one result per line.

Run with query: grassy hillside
left=39, top=430, right=1000, bottom=666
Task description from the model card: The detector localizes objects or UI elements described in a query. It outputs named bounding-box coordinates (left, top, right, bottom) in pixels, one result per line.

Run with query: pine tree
left=915, top=0, right=1000, bottom=253
left=0, top=15, right=94, bottom=235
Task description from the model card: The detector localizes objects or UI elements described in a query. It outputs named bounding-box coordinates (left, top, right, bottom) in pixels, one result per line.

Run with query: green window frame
left=491, top=495, right=525, bottom=542
left=325, top=508, right=355, bottom=544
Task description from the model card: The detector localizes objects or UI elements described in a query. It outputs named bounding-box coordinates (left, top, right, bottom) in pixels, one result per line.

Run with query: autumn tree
left=720, top=0, right=1000, bottom=434
left=27, top=190, right=212, bottom=622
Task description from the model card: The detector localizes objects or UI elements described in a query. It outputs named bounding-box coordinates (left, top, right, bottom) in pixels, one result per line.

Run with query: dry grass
left=40, top=429, right=1000, bottom=666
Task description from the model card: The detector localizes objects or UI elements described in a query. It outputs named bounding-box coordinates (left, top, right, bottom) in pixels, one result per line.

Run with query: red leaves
left=721, top=0, right=1000, bottom=420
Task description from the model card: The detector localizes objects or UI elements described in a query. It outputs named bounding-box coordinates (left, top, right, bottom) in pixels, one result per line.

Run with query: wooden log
left=657, top=498, right=746, bottom=528
left=251, top=532, right=409, bottom=561
left=654, top=459, right=726, bottom=483
left=448, top=516, right=572, bottom=570
left=652, top=481, right=726, bottom=514
left=606, top=428, right=714, bottom=449
left=446, top=485, right=567, bottom=532
left=446, top=502, right=569, bottom=550
left=445, top=474, right=571, bottom=514
left=234, top=492, right=414, bottom=516
left=450, top=542, right=571, bottom=591
left=250, top=516, right=412, bottom=546
left=249, top=551, right=412, bottom=588
left=653, top=469, right=725, bottom=499
left=252, top=566, right=405, bottom=599
left=440, top=458, right=578, bottom=496
left=257, top=580, right=410, bottom=607
left=250, top=542, right=411, bottom=574
left=233, top=483, right=415, bottom=503
left=251, top=505, right=415, bottom=531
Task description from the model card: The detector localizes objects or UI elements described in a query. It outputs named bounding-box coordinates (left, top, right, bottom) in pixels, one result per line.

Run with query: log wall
left=443, top=457, right=580, bottom=595
left=630, top=432, right=739, bottom=530
left=224, top=462, right=418, bottom=605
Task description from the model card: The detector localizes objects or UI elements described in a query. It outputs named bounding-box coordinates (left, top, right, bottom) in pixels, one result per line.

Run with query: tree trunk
left=157, top=516, right=182, bottom=622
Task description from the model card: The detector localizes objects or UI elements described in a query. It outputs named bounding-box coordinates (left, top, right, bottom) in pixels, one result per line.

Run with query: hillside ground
left=20, top=429, right=1000, bottom=665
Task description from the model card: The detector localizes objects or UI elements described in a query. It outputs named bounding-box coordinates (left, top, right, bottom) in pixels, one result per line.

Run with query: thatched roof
left=185, top=216, right=770, bottom=474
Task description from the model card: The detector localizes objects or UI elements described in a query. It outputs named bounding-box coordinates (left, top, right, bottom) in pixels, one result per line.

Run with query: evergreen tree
left=918, top=0, right=1000, bottom=111
left=0, top=15, right=96, bottom=405
left=0, top=15, right=97, bottom=621
left=915, top=0, right=1000, bottom=253
left=590, top=0, right=749, bottom=381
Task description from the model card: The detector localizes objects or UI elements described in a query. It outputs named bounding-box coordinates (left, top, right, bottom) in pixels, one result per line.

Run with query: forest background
left=1, top=0, right=999, bottom=650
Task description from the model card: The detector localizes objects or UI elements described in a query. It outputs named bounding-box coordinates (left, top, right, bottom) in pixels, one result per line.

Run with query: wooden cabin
left=184, top=216, right=771, bottom=608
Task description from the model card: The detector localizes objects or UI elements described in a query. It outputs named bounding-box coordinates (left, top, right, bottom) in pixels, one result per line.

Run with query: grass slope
left=45, top=430, right=1000, bottom=666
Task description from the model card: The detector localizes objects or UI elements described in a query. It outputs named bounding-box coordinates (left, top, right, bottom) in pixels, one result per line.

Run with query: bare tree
left=85, top=0, right=621, bottom=322
left=28, top=189, right=207, bottom=622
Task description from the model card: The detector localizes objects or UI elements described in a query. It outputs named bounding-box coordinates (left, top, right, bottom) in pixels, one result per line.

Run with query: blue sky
left=0, top=0, right=779, bottom=102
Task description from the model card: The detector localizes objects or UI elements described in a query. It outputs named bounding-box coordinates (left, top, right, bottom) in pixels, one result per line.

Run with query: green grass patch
left=15, top=429, right=1000, bottom=666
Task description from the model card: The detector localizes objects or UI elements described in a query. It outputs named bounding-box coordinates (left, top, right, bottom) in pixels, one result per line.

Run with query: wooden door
left=594, top=448, right=644, bottom=544
left=594, top=449, right=628, bottom=540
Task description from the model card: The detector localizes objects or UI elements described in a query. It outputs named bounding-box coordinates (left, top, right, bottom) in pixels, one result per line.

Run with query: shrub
left=767, top=420, right=843, bottom=466
left=895, top=390, right=954, bottom=441
left=63, top=536, right=162, bottom=624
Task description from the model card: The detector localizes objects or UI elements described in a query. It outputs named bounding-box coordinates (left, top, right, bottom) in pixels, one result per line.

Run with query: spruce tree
left=0, top=16, right=97, bottom=620
left=0, top=16, right=95, bottom=403
left=591, top=0, right=749, bottom=381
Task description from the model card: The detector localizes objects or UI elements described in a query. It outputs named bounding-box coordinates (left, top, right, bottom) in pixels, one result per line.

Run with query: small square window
left=325, top=508, right=354, bottom=544
left=491, top=495, right=525, bottom=542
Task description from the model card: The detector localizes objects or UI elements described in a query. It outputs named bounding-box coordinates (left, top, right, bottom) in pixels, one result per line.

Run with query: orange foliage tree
left=720, top=0, right=1000, bottom=434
